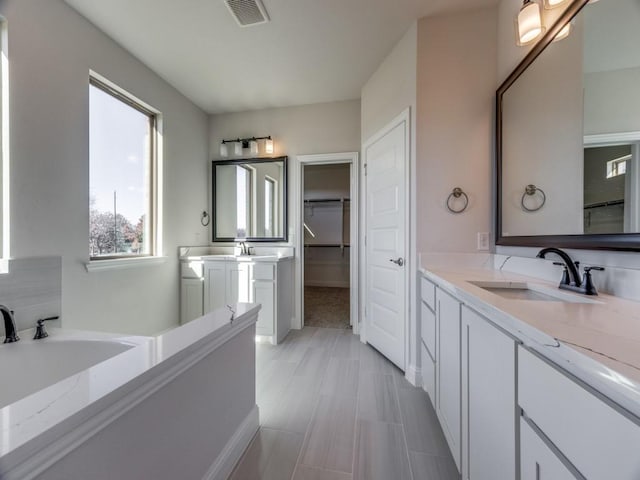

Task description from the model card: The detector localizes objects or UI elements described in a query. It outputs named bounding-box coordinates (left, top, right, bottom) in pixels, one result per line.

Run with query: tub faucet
left=0, top=304, right=19, bottom=343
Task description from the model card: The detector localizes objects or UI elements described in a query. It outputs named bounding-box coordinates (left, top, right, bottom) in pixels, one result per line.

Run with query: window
left=89, top=76, right=158, bottom=259
left=606, top=155, right=630, bottom=179
left=0, top=20, right=7, bottom=263
left=264, top=176, right=276, bottom=236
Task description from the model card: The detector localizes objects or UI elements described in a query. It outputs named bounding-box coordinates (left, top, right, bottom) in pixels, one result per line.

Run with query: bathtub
left=0, top=331, right=147, bottom=409
left=0, top=303, right=260, bottom=480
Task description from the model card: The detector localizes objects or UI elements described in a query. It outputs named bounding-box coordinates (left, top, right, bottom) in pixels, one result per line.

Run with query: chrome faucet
left=238, top=242, right=250, bottom=256
left=0, top=304, right=19, bottom=343
left=536, top=247, right=604, bottom=296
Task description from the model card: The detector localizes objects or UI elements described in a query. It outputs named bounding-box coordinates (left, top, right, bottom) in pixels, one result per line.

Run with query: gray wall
left=0, top=0, right=209, bottom=335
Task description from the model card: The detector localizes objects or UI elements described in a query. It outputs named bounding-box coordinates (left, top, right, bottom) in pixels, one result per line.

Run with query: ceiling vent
left=224, top=0, right=270, bottom=27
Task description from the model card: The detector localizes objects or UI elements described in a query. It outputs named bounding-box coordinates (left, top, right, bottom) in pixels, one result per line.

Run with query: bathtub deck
left=229, top=327, right=457, bottom=480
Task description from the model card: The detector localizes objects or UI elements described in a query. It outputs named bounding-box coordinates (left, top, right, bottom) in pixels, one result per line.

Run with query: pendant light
left=517, top=0, right=543, bottom=45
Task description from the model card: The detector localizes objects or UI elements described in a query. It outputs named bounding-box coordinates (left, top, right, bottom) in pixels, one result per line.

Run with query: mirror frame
left=211, top=156, right=288, bottom=243
left=495, top=0, right=640, bottom=251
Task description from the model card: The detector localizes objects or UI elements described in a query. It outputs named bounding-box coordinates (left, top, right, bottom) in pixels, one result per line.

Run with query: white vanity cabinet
left=435, top=287, right=462, bottom=471
left=520, top=417, right=575, bottom=480
left=201, top=257, right=293, bottom=345
left=180, top=261, right=204, bottom=324
left=461, top=306, right=517, bottom=480
left=420, top=277, right=437, bottom=405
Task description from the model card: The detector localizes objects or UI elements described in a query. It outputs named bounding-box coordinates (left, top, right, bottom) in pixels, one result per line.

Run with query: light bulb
left=517, top=1, right=543, bottom=45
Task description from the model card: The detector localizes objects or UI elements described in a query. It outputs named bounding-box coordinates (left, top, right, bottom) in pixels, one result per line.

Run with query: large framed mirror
left=212, top=156, right=288, bottom=242
left=497, top=0, right=640, bottom=250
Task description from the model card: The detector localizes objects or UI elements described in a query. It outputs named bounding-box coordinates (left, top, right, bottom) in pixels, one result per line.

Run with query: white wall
left=0, top=0, right=209, bottom=335
left=417, top=8, right=497, bottom=253
left=209, top=100, right=361, bottom=324
left=584, top=67, right=640, bottom=135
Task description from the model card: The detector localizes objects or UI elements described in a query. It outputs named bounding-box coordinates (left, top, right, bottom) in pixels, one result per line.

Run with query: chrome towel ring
left=521, top=184, right=546, bottom=212
left=446, top=187, right=469, bottom=214
left=200, top=211, right=210, bottom=226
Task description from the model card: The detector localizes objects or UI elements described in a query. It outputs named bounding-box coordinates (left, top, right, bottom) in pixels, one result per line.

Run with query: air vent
left=225, top=0, right=270, bottom=27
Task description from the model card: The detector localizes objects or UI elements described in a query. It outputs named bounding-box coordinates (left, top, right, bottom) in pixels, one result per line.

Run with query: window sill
left=85, top=256, right=167, bottom=273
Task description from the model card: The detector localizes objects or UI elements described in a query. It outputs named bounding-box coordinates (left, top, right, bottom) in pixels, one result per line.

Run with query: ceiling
left=64, top=0, right=497, bottom=114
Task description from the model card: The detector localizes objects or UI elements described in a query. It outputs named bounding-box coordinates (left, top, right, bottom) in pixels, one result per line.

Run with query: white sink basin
left=468, top=281, right=602, bottom=304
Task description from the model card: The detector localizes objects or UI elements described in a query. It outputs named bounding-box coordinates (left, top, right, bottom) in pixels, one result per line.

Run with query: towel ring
left=200, top=211, right=210, bottom=226
left=446, top=187, right=469, bottom=214
left=521, top=185, right=546, bottom=212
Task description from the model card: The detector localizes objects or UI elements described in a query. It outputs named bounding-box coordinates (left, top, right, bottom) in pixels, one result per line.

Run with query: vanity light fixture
left=265, top=137, right=274, bottom=155
left=517, top=0, right=544, bottom=45
left=553, top=21, right=572, bottom=41
left=219, top=136, right=275, bottom=157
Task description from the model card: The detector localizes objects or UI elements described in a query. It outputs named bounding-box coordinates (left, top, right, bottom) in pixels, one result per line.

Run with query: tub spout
left=1, top=304, right=19, bottom=343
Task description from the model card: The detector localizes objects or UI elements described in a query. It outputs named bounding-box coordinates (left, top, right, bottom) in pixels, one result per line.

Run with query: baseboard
left=405, top=364, right=421, bottom=388
left=202, top=405, right=259, bottom=480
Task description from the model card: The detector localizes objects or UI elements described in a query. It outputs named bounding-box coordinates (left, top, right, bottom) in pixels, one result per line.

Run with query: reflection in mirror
left=212, top=157, right=287, bottom=242
left=499, top=0, right=640, bottom=247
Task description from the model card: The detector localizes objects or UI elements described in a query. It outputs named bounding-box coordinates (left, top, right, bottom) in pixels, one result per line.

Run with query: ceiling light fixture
left=219, top=136, right=275, bottom=157
left=517, top=0, right=544, bottom=45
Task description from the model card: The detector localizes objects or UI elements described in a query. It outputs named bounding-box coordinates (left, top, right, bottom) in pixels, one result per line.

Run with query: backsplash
left=0, top=257, right=62, bottom=335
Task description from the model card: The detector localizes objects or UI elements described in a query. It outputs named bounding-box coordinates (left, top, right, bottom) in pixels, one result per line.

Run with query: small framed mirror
left=211, top=156, right=288, bottom=242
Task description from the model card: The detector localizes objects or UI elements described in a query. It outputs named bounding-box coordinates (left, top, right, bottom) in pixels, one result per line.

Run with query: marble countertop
left=420, top=263, right=640, bottom=419
left=0, top=303, right=260, bottom=477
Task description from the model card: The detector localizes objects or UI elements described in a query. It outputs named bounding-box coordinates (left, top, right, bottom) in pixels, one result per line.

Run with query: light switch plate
left=477, top=232, right=490, bottom=251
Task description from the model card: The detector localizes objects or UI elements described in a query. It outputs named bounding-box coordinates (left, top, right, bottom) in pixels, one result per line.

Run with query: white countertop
left=0, top=303, right=260, bottom=476
left=181, top=254, right=293, bottom=262
left=420, top=262, right=640, bottom=419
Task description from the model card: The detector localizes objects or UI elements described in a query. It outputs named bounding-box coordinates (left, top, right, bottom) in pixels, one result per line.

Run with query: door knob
left=389, top=257, right=404, bottom=267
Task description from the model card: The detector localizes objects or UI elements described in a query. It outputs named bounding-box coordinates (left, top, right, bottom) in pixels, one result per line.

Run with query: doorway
left=294, top=153, right=359, bottom=333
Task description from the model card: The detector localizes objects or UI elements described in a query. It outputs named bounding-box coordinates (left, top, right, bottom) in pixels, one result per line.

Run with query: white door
left=365, top=119, right=407, bottom=370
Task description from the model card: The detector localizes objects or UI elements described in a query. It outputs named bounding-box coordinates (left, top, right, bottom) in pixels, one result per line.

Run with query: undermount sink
left=468, top=281, right=602, bottom=304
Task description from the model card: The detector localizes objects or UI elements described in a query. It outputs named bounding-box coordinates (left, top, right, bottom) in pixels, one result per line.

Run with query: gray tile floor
left=230, top=327, right=459, bottom=480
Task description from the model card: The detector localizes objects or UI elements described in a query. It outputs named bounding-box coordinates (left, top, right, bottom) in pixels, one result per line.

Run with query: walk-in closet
left=303, top=164, right=351, bottom=329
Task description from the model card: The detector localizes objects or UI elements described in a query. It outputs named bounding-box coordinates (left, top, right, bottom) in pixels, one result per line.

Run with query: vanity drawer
left=421, top=276, right=436, bottom=311
left=421, top=301, right=436, bottom=359
left=252, top=263, right=275, bottom=281
left=518, top=346, right=640, bottom=479
left=181, top=261, right=203, bottom=279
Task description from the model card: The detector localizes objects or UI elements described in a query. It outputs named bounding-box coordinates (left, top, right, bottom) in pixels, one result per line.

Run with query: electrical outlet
left=477, top=232, right=490, bottom=251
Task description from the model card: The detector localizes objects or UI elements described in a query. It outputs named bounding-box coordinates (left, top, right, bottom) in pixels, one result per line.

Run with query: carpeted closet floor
left=304, top=286, right=350, bottom=329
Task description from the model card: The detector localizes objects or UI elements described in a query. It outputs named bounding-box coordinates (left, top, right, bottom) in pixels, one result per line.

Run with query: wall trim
left=405, top=364, right=421, bottom=387
left=584, top=131, right=640, bottom=146
left=2, top=315, right=258, bottom=480
left=202, top=405, right=260, bottom=480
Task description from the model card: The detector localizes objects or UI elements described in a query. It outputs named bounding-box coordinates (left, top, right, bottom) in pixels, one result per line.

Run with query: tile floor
left=229, top=327, right=459, bottom=480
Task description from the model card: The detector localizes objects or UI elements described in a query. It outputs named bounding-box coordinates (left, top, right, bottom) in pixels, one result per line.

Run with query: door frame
left=361, top=108, right=412, bottom=374
left=293, top=152, right=360, bottom=333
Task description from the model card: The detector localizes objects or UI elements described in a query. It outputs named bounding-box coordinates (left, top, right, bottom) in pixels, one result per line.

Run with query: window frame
left=88, top=75, right=160, bottom=262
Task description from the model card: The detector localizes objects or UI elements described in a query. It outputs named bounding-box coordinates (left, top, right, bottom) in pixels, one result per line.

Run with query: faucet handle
left=553, top=262, right=571, bottom=286
left=582, top=266, right=604, bottom=296
left=33, top=316, right=60, bottom=340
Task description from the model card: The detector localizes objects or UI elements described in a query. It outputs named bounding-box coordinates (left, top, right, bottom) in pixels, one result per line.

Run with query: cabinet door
left=252, top=281, right=274, bottom=336
left=436, top=288, right=461, bottom=471
left=521, top=418, right=576, bottom=480
left=462, top=306, right=516, bottom=480
left=226, top=262, right=251, bottom=304
left=180, top=278, right=203, bottom=324
left=204, top=262, right=226, bottom=313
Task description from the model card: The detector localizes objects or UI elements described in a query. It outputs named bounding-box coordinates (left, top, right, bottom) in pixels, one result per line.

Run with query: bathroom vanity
left=419, top=257, right=640, bottom=480
left=179, top=248, right=294, bottom=344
